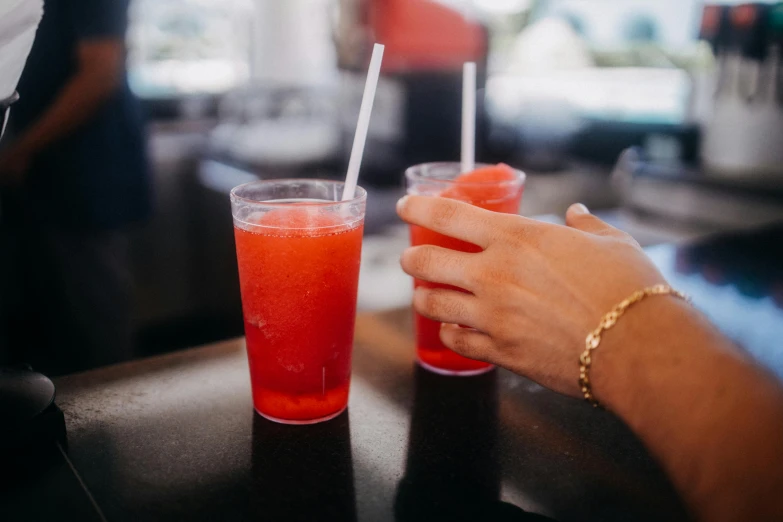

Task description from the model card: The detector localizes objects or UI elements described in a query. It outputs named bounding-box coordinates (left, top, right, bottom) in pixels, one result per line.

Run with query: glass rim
left=405, top=162, right=526, bottom=186
left=229, top=178, right=368, bottom=209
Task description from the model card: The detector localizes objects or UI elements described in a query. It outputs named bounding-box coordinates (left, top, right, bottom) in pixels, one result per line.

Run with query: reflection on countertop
left=252, top=412, right=357, bottom=522
left=650, top=225, right=783, bottom=379
left=395, top=368, right=501, bottom=522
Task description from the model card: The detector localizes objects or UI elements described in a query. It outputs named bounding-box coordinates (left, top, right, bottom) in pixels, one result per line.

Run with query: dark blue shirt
left=12, top=0, right=151, bottom=230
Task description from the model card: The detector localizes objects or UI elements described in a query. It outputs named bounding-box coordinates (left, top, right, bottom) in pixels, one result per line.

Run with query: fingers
left=400, top=245, right=477, bottom=290
left=397, top=195, right=499, bottom=249
left=565, top=203, right=626, bottom=239
left=439, top=323, right=496, bottom=363
left=413, top=287, right=481, bottom=329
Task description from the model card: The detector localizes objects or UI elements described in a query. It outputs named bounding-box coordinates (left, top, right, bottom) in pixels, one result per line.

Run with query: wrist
left=588, top=292, right=783, bottom=521
left=588, top=294, right=698, bottom=416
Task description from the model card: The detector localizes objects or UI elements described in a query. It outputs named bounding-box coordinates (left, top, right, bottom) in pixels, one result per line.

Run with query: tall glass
left=405, top=163, right=525, bottom=376
left=230, top=180, right=367, bottom=424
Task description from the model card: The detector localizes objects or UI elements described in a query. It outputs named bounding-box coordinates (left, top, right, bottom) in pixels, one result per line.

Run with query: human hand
left=397, top=196, right=667, bottom=398
left=0, top=142, right=32, bottom=185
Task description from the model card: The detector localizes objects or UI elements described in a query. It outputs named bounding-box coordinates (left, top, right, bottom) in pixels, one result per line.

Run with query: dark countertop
left=4, top=225, right=783, bottom=522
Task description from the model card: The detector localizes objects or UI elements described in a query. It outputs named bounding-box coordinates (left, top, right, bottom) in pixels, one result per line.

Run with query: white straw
left=461, top=62, right=477, bottom=174
left=342, top=43, right=385, bottom=201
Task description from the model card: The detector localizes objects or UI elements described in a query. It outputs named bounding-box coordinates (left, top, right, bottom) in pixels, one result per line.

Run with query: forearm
left=16, top=72, right=117, bottom=153
left=594, top=297, right=783, bottom=521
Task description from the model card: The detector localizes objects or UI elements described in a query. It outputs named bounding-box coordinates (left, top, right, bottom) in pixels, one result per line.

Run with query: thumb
left=565, top=203, right=625, bottom=238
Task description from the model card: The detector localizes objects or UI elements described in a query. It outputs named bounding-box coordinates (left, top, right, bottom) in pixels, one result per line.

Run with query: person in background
left=0, top=0, right=150, bottom=375
left=397, top=196, right=783, bottom=522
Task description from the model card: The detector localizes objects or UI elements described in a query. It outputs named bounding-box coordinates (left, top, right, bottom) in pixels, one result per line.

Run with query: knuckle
left=465, top=267, right=484, bottom=287
left=503, top=216, right=539, bottom=246
left=451, top=331, right=491, bottom=362
left=489, top=308, right=510, bottom=337
left=480, top=216, right=505, bottom=243
left=486, top=303, right=518, bottom=339
left=451, top=331, right=477, bottom=354
left=470, top=264, right=504, bottom=287
left=578, top=214, right=599, bottom=228
left=423, top=290, right=463, bottom=319
left=406, top=246, right=433, bottom=276
left=607, top=231, right=641, bottom=249
left=442, top=295, right=466, bottom=318
left=594, top=225, right=622, bottom=237
left=430, top=201, right=459, bottom=229
left=417, top=289, right=439, bottom=316
left=444, top=256, right=469, bottom=284
left=621, top=232, right=642, bottom=248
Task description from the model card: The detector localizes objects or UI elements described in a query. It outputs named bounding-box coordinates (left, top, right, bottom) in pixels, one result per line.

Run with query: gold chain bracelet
left=579, top=284, right=690, bottom=408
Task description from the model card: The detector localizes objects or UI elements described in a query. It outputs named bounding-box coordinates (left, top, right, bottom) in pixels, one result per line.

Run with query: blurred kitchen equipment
left=701, top=2, right=783, bottom=177
left=210, top=0, right=344, bottom=175
left=251, top=0, right=338, bottom=88
left=613, top=147, right=783, bottom=230
left=616, top=4, right=783, bottom=231
left=211, top=0, right=489, bottom=186
left=337, top=0, right=489, bottom=183
left=211, top=86, right=342, bottom=172
left=486, top=12, right=701, bottom=171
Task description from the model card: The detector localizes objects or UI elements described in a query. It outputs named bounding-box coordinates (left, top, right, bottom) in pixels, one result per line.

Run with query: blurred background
left=9, top=0, right=783, bottom=368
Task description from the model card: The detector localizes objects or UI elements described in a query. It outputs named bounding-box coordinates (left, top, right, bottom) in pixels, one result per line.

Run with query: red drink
left=231, top=181, right=366, bottom=424
left=406, top=163, right=525, bottom=376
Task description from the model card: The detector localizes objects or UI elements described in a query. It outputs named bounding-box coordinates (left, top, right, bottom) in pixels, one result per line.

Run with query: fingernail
left=396, top=196, right=409, bottom=213
left=572, top=203, right=590, bottom=214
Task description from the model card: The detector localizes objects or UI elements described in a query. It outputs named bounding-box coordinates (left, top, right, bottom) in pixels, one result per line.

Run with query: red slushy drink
left=406, top=163, right=525, bottom=376
left=231, top=180, right=366, bottom=423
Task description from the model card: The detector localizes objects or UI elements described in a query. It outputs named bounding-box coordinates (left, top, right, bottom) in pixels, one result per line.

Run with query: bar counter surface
left=3, top=226, right=783, bottom=522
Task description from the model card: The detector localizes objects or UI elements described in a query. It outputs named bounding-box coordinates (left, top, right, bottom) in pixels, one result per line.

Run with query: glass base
left=254, top=405, right=347, bottom=425
left=417, top=358, right=496, bottom=377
